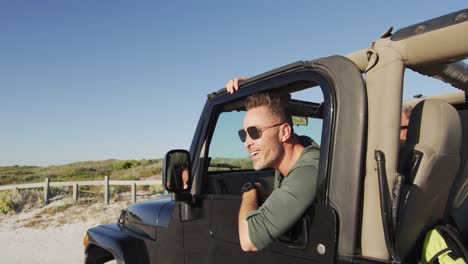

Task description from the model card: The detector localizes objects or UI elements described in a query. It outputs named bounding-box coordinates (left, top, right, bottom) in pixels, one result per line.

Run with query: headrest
left=406, top=99, right=461, bottom=155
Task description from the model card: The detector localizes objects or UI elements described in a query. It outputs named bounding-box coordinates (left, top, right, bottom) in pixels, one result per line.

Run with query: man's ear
left=279, top=123, right=292, bottom=143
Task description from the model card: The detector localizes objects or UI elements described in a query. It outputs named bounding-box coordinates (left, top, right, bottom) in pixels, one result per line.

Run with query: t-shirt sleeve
left=245, top=165, right=318, bottom=250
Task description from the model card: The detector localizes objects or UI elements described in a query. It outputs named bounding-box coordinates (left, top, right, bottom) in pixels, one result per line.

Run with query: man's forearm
left=238, top=190, right=258, bottom=251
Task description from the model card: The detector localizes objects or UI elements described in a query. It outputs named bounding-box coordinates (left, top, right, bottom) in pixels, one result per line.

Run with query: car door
left=183, top=57, right=366, bottom=264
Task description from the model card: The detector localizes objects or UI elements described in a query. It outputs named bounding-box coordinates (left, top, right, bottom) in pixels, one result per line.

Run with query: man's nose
left=244, top=134, right=254, bottom=149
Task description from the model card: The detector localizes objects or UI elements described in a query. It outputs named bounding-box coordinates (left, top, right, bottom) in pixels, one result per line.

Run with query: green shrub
left=112, top=185, right=130, bottom=194
left=49, top=186, right=71, bottom=198
left=0, top=192, right=14, bottom=215
left=1, top=159, right=163, bottom=185
left=112, top=160, right=139, bottom=170
left=0, top=189, right=42, bottom=214
left=148, top=184, right=165, bottom=195
left=120, top=175, right=138, bottom=181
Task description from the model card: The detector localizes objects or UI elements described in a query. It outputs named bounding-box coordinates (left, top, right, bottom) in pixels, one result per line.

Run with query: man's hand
left=225, top=76, right=249, bottom=94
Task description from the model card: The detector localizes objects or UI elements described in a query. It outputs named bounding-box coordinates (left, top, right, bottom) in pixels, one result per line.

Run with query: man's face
left=242, top=105, right=283, bottom=170
left=400, top=112, right=410, bottom=143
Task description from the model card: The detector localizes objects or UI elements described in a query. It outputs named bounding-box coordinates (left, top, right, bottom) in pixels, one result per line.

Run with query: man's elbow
left=240, top=240, right=258, bottom=252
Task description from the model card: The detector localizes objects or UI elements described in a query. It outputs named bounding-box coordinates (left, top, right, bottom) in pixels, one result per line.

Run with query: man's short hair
left=245, top=92, right=293, bottom=128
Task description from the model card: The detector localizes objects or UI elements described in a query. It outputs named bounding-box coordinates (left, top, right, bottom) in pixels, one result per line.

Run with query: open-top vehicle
left=84, top=9, right=468, bottom=264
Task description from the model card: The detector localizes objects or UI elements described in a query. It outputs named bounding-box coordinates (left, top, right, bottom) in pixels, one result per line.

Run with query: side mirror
left=163, top=149, right=191, bottom=193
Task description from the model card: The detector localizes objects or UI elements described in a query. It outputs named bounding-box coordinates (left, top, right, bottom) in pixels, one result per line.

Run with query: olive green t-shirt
left=245, top=144, right=320, bottom=250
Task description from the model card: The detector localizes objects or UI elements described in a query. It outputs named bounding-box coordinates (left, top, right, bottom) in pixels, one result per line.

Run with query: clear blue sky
left=1, top=1, right=466, bottom=166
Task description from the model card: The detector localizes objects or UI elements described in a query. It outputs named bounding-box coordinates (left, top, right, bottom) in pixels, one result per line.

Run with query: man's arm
left=243, top=165, right=318, bottom=250
left=182, top=168, right=189, bottom=189
left=238, top=189, right=258, bottom=251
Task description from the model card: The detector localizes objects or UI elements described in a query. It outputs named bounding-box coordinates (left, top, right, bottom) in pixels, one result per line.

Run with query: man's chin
left=253, top=162, right=267, bottom=171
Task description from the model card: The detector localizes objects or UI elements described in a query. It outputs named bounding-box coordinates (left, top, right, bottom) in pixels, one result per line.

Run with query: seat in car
left=396, top=98, right=462, bottom=261
left=447, top=109, right=468, bottom=242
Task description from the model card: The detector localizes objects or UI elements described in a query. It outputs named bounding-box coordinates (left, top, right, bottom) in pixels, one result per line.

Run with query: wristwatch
left=241, top=182, right=256, bottom=194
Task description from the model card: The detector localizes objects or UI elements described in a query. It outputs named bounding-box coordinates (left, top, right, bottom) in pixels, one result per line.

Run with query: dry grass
left=0, top=160, right=166, bottom=230
left=0, top=159, right=163, bottom=186
left=0, top=189, right=42, bottom=215
left=0, top=187, right=164, bottom=231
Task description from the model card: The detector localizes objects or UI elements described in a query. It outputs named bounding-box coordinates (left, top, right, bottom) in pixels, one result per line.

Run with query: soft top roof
left=347, top=9, right=468, bottom=91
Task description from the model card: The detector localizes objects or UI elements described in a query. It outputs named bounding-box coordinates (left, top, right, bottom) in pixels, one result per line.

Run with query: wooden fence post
left=73, top=184, right=78, bottom=202
left=43, top=177, right=50, bottom=205
left=131, top=183, right=137, bottom=204
left=104, top=176, right=109, bottom=206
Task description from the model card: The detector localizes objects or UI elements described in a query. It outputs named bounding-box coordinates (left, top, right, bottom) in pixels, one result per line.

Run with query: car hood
left=125, top=194, right=175, bottom=228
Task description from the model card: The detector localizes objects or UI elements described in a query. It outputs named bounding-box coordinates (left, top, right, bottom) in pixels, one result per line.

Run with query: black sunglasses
left=401, top=125, right=409, bottom=130
left=238, top=123, right=283, bottom=142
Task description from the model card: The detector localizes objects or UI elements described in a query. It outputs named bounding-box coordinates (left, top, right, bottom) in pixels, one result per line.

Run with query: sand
left=0, top=198, right=130, bottom=264
left=0, top=222, right=95, bottom=264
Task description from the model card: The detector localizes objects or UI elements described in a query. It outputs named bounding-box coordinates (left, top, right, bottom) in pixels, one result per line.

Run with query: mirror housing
left=163, top=149, right=192, bottom=194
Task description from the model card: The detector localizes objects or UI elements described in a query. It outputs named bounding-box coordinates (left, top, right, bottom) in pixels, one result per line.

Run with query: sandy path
left=0, top=222, right=94, bottom=264
left=0, top=199, right=130, bottom=264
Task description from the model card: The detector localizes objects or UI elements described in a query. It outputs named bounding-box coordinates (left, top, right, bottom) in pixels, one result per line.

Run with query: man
left=226, top=78, right=319, bottom=251
left=400, top=105, right=413, bottom=144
